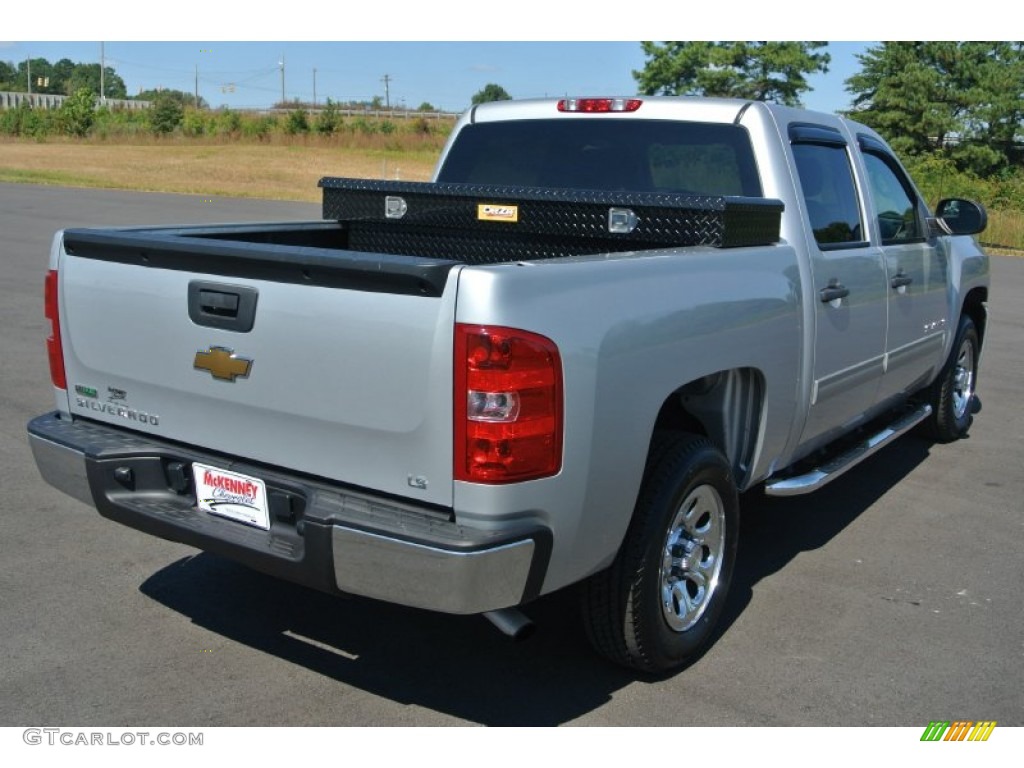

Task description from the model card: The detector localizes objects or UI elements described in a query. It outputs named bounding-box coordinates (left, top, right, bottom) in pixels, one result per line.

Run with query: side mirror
left=933, top=198, right=987, bottom=236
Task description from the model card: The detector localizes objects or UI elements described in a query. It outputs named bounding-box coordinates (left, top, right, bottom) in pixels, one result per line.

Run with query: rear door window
left=792, top=141, right=865, bottom=249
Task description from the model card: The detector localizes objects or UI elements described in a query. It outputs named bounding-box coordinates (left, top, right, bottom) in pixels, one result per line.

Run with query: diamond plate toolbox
left=319, top=177, right=783, bottom=265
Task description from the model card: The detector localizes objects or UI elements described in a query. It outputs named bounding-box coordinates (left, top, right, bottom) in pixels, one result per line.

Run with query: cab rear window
left=437, top=119, right=763, bottom=197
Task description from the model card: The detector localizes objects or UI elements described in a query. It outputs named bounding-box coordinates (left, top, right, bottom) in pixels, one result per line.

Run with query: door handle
left=891, top=273, right=913, bottom=289
left=819, top=284, right=850, bottom=303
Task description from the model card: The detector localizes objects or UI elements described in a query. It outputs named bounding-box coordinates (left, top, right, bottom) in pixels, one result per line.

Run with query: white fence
left=0, top=91, right=150, bottom=110
left=0, top=92, right=461, bottom=119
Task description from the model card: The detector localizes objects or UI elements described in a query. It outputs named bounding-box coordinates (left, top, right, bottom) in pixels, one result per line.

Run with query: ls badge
left=194, top=346, right=253, bottom=382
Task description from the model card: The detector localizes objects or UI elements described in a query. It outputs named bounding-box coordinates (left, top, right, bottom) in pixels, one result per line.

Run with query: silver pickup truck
left=27, top=96, right=989, bottom=672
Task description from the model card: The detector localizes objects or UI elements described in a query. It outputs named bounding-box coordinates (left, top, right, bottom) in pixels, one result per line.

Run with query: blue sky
left=0, top=41, right=871, bottom=114
left=5, top=1, right=995, bottom=114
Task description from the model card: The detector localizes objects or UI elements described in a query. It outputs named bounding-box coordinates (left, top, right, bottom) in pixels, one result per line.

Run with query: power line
left=112, top=56, right=279, bottom=81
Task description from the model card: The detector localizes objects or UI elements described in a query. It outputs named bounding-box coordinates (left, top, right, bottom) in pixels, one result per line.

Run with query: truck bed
left=63, top=180, right=783, bottom=298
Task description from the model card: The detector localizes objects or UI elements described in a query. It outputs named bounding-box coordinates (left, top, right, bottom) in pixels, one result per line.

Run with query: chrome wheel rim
left=660, top=484, right=726, bottom=632
left=952, top=338, right=976, bottom=421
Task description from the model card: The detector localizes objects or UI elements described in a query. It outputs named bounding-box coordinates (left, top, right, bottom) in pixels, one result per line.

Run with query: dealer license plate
left=192, top=462, right=270, bottom=530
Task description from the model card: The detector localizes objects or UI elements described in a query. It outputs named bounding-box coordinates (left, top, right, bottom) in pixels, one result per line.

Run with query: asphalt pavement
left=1, top=182, right=1021, bottom=726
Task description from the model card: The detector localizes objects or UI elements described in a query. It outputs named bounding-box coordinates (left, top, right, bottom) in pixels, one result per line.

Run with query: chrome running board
left=764, top=404, right=932, bottom=497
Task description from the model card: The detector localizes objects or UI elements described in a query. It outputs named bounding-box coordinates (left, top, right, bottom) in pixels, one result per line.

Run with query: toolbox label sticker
left=478, top=204, right=519, bottom=223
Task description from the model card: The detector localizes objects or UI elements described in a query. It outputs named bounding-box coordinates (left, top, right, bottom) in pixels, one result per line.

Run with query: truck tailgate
left=57, top=235, right=459, bottom=508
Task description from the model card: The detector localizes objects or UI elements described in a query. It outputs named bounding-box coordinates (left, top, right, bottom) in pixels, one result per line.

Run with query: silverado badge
left=194, top=346, right=253, bottom=382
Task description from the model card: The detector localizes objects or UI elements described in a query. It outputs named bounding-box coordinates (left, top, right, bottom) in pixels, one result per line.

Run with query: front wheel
left=582, top=434, right=739, bottom=673
left=922, top=315, right=980, bottom=443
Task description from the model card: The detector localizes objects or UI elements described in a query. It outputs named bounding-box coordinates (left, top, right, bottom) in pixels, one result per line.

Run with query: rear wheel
left=582, top=434, right=739, bottom=673
left=922, top=315, right=979, bottom=442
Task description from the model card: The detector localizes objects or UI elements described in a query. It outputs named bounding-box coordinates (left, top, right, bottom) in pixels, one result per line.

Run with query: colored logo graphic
left=193, top=346, right=253, bottom=382
left=920, top=721, right=997, bottom=742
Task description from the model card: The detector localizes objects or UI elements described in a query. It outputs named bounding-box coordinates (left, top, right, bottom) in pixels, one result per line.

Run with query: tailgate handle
left=188, top=281, right=258, bottom=332
left=199, top=289, right=239, bottom=315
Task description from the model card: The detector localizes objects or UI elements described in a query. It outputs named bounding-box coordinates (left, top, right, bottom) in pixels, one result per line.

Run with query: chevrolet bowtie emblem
left=194, top=346, right=253, bottom=382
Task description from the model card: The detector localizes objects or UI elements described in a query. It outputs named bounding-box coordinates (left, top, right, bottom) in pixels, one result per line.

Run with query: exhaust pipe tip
left=483, top=608, right=535, bottom=641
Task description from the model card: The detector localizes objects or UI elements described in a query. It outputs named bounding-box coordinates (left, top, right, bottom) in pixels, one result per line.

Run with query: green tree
left=59, top=87, right=96, bottom=136
left=149, top=93, right=184, bottom=133
left=471, top=83, right=512, bottom=105
left=272, top=99, right=312, bottom=110
left=241, top=114, right=277, bottom=140
left=284, top=108, right=309, bottom=135
left=315, top=98, right=340, bottom=134
left=4, top=58, right=129, bottom=97
left=634, top=41, right=830, bottom=106
left=0, top=101, right=53, bottom=137
left=181, top=108, right=208, bottom=137
left=417, top=101, right=436, bottom=112
left=0, top=60, right=17, bottom=90
left=845, top=42, right=1024, bottom=173
left=16, top=57, right=58, bottom=93
left=135, top=88, right=208, bottom=109
left=218, top=107, right=242, bottom=136
left=52, top=58, right=76, bottom=94
left=65, top=63, right=127, bottom=99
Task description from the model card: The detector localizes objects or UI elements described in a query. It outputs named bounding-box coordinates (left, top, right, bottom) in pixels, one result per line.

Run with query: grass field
left=0, top=139, right=438, bottom=202
left=982, top=211, right=1023, bottom=253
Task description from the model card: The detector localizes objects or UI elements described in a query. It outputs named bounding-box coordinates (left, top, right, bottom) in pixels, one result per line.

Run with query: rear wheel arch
left=650, top=367, right=765, bottom=489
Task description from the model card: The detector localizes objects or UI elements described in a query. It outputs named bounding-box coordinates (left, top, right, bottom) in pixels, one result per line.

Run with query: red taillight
left=44, top=269, right=66, bottom=390
left=557, top=98, right=643, bottom=113
left=455, top=324, right=563, bottom=483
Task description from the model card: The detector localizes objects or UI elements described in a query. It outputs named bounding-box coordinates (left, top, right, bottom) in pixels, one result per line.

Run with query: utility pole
left=195, top=63, right=199, bottom=108
left=313, top=68, right=317, bottom=108
left=381, top=74, right=391, bottom=110
left=279, top=55, right=285, bottom=105
left=100, top=42, right=105, bottom=103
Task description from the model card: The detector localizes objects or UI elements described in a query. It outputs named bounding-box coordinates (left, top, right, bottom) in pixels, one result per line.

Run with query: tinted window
left=863, top=152, right=923, bottom=244
left=437, top=119, right=762, bottom=197
left=792, top=143, right=864, bottom=247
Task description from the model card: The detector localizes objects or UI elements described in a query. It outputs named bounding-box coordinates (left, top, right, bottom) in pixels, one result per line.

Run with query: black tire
left=581, top=433, right=739, bottom=673
left=921, top=315, right=980, bottom=443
